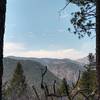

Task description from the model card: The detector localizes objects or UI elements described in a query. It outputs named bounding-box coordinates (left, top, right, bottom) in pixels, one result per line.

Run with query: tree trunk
left=0, top=0, right=6, bottom=99
left=96, top=0, right=100, bottom=98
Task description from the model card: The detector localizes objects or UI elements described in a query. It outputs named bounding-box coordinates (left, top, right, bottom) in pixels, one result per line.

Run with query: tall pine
left=7, top=62, right=28, bottom=99
left=79, top=53, right=96, bottom=96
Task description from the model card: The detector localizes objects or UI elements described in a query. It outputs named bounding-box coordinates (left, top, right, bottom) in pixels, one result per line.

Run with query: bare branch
left=32, top=85, right=40, bottom=100
left=59, top=0, right=73, bottom=13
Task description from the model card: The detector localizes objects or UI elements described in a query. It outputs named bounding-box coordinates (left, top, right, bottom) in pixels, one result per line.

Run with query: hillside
left=3, top=57, right=60, bottom=88
left=32, top=58, right=84, bottom=82
left=7, top=56, right=84, bottom=82
left=76, top=54, right=96, bottom=65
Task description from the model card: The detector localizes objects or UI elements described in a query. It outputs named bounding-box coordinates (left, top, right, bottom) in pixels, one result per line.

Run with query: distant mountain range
left=3, top=57, right=61, bottom=88
left=76, top=55, right=96, bottom=65
left=3, top=56, right=85, bottom=87
left=76, top=56, right=89, bottom=65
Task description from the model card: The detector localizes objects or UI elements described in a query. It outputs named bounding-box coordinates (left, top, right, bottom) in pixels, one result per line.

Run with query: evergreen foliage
left=10, top=62, right=27, bottom=96
left=5, top=62, right=28, bottom=99
left=79, top=53, right=97, bottom=95
left=67, top=0, right=96, bottom=38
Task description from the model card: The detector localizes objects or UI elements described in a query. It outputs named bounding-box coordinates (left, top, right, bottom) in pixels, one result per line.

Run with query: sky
left=4, top=0, right=96, bottom=60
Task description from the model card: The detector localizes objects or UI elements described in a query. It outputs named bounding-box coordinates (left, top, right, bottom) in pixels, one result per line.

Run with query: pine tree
left=7, top=62, right=28, bottom=99
left=66, top=0, right=100, bottom=97
left=79, top=53, right=97, bottom=95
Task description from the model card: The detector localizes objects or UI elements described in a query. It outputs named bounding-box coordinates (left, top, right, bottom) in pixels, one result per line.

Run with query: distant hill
left=76, top=56, right=89, bottom=65
left=7, top=56, right=84, bottom=82
left=3, top=57, right=60, bottom=88
left=76, top=54, right=96, bottom=65
left=33, top=58, right=84, bottom=82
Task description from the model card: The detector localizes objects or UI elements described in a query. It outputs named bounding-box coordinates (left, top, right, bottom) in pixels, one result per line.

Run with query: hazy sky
left=4, top=0, right=95, bottom=60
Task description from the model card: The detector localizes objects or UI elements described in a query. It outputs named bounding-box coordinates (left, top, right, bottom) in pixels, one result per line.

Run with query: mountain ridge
left=3, top=57, right=61, bottom=88
left=4, top=56, right=84, bottom=83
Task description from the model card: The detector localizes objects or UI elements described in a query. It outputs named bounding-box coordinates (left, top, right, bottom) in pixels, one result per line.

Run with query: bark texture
left=96, top=0, right=100, bottom=97
left=0, top=0, right=6, bottom=99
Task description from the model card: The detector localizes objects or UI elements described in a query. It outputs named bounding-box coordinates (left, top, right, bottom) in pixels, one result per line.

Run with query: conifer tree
left=65, top=0, right=100, bottom=96
left=7, top=62, right=28, bottom=99
left=79, top=53, right=96, bottom=95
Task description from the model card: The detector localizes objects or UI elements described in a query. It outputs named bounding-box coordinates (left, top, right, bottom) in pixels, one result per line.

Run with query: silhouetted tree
left=64, top=0, right=96, bottom=38
left=64, top=0, right=100, bottom=97
left=96, top=0, right=100, bottom=98
left=0, top=0, right=6, bottom=99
